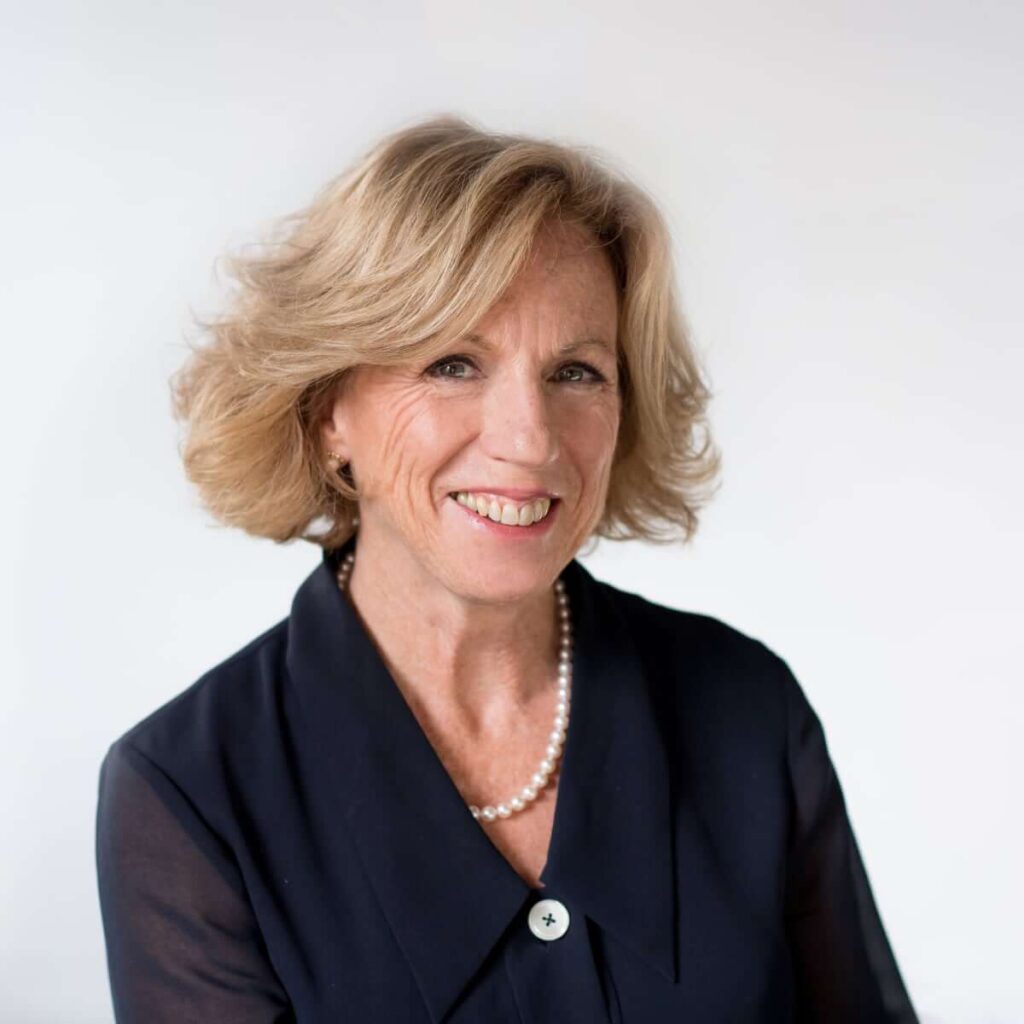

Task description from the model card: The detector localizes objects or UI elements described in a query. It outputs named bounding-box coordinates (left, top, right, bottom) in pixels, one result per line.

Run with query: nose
left=479, top=372, right=559, bottom=469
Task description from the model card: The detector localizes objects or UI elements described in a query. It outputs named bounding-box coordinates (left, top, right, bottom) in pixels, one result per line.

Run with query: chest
left=403, top=691, right=563, bottom=891
left=474, top=781, right=558, bottom=889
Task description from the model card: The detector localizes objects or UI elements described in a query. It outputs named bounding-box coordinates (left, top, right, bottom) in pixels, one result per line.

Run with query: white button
left=528, top=898, right=570, bottom=941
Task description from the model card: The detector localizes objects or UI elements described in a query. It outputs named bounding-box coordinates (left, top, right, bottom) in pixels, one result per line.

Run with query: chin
left=443, top=562, right=557, bottom=605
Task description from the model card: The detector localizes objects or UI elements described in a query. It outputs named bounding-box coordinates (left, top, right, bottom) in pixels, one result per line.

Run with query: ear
left=319, top=375, right=352, bottom=462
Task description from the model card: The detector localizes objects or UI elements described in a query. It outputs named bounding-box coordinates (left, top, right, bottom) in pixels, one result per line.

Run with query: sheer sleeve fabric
left=95, top=740, right=293, bottom=1023
left=781, top=662, right=918, bottom=1022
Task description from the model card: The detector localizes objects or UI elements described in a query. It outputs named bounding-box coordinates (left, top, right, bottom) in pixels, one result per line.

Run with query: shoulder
left=105, top=616, right=292, bottom=782
left=589, top=574, right=826, bottom=790
left=595, top=572, right=792, bottom=678
left=591, top=573, right=804, bottom=732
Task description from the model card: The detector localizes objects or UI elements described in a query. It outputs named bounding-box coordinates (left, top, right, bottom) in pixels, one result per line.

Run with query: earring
left=326, top=450, right=358, bottom=525
left=327, top=451, right=354, bottom=487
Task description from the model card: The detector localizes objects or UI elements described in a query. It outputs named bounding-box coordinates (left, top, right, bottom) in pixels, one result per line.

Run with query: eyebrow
left=460, top=333, right=615, bottom=357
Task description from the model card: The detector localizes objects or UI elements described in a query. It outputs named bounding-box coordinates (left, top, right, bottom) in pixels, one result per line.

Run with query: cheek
left=578, top=400, right=620, bottom=456
left=561, top=400, right=621, bottom=487
left=359, top=392, right=465, bottom=494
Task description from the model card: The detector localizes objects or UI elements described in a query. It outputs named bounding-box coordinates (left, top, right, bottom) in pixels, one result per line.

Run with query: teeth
left=455, top=492, right=552, bottom=527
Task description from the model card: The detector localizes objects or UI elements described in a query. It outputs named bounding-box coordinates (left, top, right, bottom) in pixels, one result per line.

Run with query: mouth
left=447, top=491, right=561, bottom=534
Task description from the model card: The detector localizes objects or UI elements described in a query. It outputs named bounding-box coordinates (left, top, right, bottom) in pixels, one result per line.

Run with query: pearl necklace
left=334, top=549, right=572, bottom=821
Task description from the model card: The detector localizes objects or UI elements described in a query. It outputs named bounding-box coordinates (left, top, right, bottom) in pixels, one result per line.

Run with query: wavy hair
left=171, top=115, right=721, bottom=551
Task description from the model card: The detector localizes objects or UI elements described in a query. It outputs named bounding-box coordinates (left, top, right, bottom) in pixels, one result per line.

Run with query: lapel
left=286, top=537, right=677, bottom=1023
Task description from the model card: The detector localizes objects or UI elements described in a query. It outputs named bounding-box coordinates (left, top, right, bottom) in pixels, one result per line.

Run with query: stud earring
left=326, top=451, right=355, bottom=490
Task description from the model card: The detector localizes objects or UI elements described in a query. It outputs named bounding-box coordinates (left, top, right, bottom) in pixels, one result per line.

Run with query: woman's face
left=321, top=220, right=621, bottom=602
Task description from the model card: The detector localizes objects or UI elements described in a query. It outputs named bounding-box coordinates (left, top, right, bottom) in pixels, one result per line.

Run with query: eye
left=424, top=356, right=608, bottom=384
left=425, top=355, right=477, bottom=379
left=555, top=362, right=607, bottom=384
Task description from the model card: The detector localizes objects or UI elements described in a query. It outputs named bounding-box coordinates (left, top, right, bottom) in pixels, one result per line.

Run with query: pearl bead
left=522, top=785, right=538, bottom=801
left=539, top=758, right=554, bottom=775
left=545, top=743, right=559, bottom=759
left=496, top=804, right=511, bottom=818
left=510, top=796, right=524, bottom=811
left=481, top=807, right=497, bottom=822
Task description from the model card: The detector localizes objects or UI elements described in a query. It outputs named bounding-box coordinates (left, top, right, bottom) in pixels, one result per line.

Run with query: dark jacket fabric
left=96, top=536, right=918, bottom=1022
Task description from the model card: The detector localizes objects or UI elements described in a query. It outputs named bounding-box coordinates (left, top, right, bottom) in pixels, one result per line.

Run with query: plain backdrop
left=2, top=1, right=1021, bottom=1020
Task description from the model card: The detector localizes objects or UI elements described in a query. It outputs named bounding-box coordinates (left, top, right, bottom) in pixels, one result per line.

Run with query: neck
left=342, top=530, right=563, bottom=740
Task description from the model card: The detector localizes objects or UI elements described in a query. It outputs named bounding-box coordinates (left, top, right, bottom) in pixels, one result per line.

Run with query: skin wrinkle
left=319, top=220, right=620, bottom=793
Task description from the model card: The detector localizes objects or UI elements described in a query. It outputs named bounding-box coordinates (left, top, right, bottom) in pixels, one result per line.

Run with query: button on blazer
left=96, top=537, right=918, bottom=1022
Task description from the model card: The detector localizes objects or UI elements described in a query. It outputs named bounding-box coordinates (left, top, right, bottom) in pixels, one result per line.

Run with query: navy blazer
left=96, top=536, right=918, bottom=1022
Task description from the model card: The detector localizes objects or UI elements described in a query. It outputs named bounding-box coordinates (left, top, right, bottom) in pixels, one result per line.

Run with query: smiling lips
left=452, top=491, right=555, bottom=527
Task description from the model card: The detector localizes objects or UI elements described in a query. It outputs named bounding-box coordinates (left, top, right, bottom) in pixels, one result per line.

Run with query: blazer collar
left=286, top=538, right=676, bottom=1023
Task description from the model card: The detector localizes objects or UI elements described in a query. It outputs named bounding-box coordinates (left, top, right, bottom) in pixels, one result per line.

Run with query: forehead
left=486, top=220, right=619, bottom=322
left=522, top=218, right=614, bottom=278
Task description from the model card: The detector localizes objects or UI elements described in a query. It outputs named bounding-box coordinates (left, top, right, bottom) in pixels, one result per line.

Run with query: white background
left=2, top=1, right=1021, bottom=1020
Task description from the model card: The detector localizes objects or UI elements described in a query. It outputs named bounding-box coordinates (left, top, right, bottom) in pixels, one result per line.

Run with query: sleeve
left=95, top=740, right=294, bottom=1024
left=779, top=660, right=919, bottom=1023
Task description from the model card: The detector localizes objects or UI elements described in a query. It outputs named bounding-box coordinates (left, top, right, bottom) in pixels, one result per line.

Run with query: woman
left=96, top=115, right=918, bottom=1022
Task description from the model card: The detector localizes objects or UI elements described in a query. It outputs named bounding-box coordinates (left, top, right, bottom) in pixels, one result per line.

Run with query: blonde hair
left=171, top=114, right=721, bottom=551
